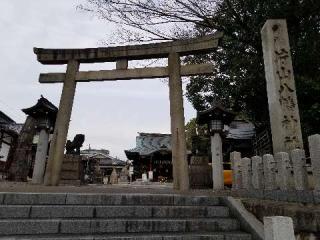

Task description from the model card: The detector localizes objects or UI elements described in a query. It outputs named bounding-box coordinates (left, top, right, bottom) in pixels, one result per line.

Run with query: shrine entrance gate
left=33, top=33, right=223, bottom=190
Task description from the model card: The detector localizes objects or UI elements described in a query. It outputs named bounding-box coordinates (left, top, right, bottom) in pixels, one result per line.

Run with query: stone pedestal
left=119, top=175, right=128, bottom=183
left=264, top=216, right=295, bottom=240
left=230, top=151, right=242, bottom=189
left=211, top=133, right=224, bottom=190
left=291, top=149, right=308, bottom=190
left=309, top=134, right=320, bottom=190
left=240, top=157, right=252, bottom=190
left=251, top=156, right=264, bottom=189
left=261, top=19, right=303, bottom=153
left=32, top=128, right=49, bottom=184
left=263, top=154, right=277, bottom=190
left=189, top=156, right=211, bottom=189
left=275, top=152, right=291, bottom=190
left=59, top=154, right=82, bottom=186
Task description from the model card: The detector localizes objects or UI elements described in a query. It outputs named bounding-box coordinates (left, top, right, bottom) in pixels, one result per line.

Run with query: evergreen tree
left=82, top=0, right=320, bottom=138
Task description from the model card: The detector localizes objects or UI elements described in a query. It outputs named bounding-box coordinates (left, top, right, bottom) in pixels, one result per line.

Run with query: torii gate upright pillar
left=168, top=52, right=189, bottom=191
left=44, top=60, right=79, bottom=186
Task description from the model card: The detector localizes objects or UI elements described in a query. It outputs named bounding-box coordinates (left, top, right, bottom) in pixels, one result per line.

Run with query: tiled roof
left=197, top=101, right=236, bottom=125
left=99, top=157, right=126, bottom=166
left=125, top=122, right=254, bottom=159
left=81, top=149, right=110, bottom=156
left=125, top=132, right=171, bottom=156
left=0, top=111, right=15, bottom=124
left=81, top=151, right=126, bottom=166
left=22, top=96, right=57, bottom=119
left=0, top=123, right=24, bottom=134
left=226, top=120, right=255, bottom=140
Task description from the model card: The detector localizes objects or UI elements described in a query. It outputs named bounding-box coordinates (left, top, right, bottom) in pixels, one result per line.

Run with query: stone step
left=0, top=193, right=220, bottom=206
left=0, top=205, right=230, bottom=219
left=0, top=218, right=240, bottom=235
left=0, top=232, right=252, bottom=240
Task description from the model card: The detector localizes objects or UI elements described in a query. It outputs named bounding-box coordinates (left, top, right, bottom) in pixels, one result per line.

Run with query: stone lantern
left=197, top=102, right=236, bottom=190
left=22, top=96, right=57, bottom=184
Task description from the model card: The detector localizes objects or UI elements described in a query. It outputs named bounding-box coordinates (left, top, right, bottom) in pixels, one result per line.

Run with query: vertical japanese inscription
left=272, top=23, right=300, bottom=150
left=261, top=19, right=303, bottom=153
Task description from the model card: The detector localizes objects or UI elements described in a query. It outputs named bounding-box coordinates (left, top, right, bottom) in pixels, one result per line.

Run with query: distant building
left=124, top=121, right=255, bottom=183
left=81, top=148, right=110, bottom=157
left=225, top=119, right=256, bottom=157
left=125, top=133, right=172, bottom=182
left=80, top=148, right=126, bottom=183
left=192, top=119, right=256, bottom=163
left=0, top=111, right=23, bottom=175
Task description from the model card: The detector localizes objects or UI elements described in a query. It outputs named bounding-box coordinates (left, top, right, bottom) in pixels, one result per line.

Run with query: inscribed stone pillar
left=211, top=133, right=224, bottom=190
left=32, top=128, right=49, bottom=184
left=251, top=156, right=264, bottom=189
left=263, top=154, right=277, bottom=190
left=264, top=216, right=295, bottom=240
left=168, top=52, right=189, bottom=191
left=291, top=149, right=308, bottom=190
left=44, top=60, right=79, bottom=186
left=275, top=152, right=291, bottom=190
left=241, top=157, right=252, bottom=190
left=309, top=134, right=320, bottom=190
left=261, top=19, right=303, bottom=153
left=230, top=151, right=242, bottom=189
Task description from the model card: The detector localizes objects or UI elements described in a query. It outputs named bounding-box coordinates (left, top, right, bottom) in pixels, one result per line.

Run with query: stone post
left=275, top=152, right=291, bottom=190
left=168, top=52, right=189, bottom=191
left=308, top=134, right=320, bottom=190
left=32, top=128, right=49, bottom=184
left=261, top=19, right=303, bottom=153
left=110, top=168, right=118, bottom=184
left=263, top=154, right=277, bottom=190
left=251, top=156, right=264, bottom=189
left=230, top=151, right=242, bottom=189
left=211, top=133, right=224, bottom=190
left=44, top=60, right=79, bottom=186
left=264, top=216, right=295, bottom=240
left=291, top=149, right=308, bottom=190
left=241, top=157, right=252, bottom=190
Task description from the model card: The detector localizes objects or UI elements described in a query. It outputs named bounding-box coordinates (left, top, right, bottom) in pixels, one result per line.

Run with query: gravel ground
left=0, top=181, right=180, bottom=194
left=0, top=181, right=235, bottom=196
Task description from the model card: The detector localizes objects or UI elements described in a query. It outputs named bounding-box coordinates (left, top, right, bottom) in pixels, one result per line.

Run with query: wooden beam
left=34, top=32, right=223, bottom=65
left=39, top=64, right=214, bottom=83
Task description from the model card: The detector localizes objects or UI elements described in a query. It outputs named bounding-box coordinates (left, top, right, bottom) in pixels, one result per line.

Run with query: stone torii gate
left=33, top=33, right=223, bottom=190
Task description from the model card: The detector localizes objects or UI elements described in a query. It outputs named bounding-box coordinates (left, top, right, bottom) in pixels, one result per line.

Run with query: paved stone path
left=0, top=182, right=177, bottom=194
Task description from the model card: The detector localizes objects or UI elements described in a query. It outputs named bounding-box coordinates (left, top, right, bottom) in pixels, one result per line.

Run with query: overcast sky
left=0, top=0, right=196, bottom=159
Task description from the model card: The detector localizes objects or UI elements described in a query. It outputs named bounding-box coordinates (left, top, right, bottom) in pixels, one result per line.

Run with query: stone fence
left=230, top=134, right=320, bottom=204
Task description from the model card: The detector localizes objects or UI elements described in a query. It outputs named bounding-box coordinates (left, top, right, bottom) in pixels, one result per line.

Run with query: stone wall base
left=242, top=198, right=320, bottom=237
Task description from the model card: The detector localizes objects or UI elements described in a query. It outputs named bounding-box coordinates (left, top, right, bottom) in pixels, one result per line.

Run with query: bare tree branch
left=78, top=0, right=221, bottom=44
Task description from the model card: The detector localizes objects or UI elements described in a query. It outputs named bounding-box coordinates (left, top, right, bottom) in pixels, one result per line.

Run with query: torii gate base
left=34, top=33, right=222, bottom=190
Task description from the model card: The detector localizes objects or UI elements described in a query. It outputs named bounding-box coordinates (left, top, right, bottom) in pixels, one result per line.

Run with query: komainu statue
left=65, top=134, right=85, bottom=155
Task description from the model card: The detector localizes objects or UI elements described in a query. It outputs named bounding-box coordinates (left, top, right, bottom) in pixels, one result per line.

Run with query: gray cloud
left=0, top=0, right=196, bottom=159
